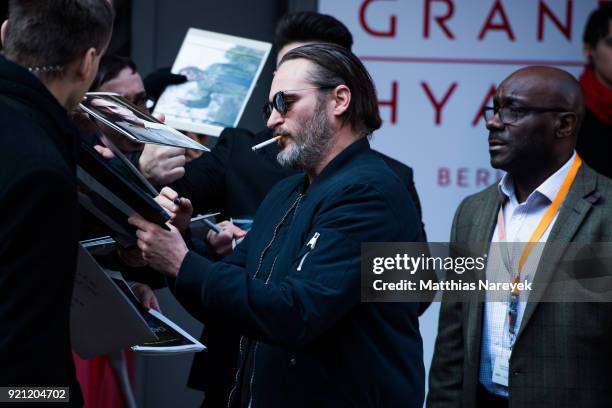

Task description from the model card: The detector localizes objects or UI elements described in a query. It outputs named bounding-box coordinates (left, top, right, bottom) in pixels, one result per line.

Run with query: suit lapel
left=465, top=186, right=500, bottom=363
left=516, top=165, right=598, bottom=339
left=474, top=189, right=501, bottom=243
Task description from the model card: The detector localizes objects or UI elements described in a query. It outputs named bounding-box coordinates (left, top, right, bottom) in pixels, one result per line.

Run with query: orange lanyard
left=497, top=154, right=582, bottom=295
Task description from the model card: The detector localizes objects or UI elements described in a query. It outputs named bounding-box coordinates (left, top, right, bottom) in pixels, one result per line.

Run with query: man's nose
left=485, top=111, right=504, bottom=131
left=266, top=107, right=284, bottom=129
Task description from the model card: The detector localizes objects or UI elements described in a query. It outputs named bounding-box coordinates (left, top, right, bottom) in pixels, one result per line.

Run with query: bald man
left=427, top=67, right=612, bottom=408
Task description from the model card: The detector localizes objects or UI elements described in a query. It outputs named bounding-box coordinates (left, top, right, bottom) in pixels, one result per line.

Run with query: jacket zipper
left=228, top=193, right=304, bottom=408
left=296, top=232, right=320, bottom=271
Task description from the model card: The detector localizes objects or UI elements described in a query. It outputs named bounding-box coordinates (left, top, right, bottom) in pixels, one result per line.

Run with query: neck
left=511, top=152, right=572, bottom=203
left=306, top=127, right=358, bottom=183
left=44, top=79, right=76, bottom=111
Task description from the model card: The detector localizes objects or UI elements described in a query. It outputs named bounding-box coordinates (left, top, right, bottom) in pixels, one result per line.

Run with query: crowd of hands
left=126, top=184, right=246, bottom=314
left=93, top=125, right=246, bottom=313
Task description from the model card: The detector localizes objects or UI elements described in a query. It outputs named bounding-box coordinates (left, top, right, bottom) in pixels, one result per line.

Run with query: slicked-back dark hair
left=90, top=55, right=137, bottom=91
left=280, top=43, right=381, bottom=137
left=583, top=3, right=612, bottom=49
left=4, top=0, right=114, bottom=80
left=274, top=11, right=353, bottom=51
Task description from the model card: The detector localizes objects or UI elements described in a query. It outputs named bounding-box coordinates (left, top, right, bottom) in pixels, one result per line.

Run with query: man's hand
left=128, top=214, right=188, bottom=278
left=129, top=282, right=161, bottom=312
left=206, top=221, right=247, bottom=257
left=117, top=246, right=148, bottom=268
left=154, top=187, right=193, bottom=235
left=94, top=144, right=115, bottom=159
left=139, top=144, right=186, bottom=185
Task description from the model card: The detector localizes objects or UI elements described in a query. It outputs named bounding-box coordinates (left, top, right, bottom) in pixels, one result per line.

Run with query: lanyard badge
left=497, top=154, right=582, bottom=342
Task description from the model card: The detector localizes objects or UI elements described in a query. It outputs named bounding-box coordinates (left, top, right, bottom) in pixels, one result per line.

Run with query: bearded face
left=275, top=99, right=335, bottom=171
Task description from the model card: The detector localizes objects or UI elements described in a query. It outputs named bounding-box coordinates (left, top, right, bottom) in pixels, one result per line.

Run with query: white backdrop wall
left=319, top=0, right=602, bottom=388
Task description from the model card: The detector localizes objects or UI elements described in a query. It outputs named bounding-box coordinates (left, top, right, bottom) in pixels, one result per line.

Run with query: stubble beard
left=276, top=102, right=335, bottom=171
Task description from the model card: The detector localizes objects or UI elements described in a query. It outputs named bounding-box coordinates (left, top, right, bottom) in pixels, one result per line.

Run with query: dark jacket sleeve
left=426, top=199, right=466, bottom=408
left=170, top=128, right=234, bottom=214
left=392, top=163, right=423, bottom=222
left=405, top=170, right=426, bottom=239
left=377, top=153, right=426, bottom=240
left=174, top=183, right=417, bottom=348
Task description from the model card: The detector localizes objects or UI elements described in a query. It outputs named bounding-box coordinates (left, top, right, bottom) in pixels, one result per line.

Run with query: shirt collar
left=498, top=151, right=576, bottom=204
left=310, top=137, right=370, bottom=184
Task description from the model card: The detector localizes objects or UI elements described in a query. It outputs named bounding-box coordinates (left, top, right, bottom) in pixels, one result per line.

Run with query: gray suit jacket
left=427, top=164, right=612, bottom=408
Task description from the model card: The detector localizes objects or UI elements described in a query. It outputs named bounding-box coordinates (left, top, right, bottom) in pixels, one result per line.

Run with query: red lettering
left=424, top=0, right=455, bottom=39
left=457, top=168, right=468, bottom=187
left=421, top=82, right=458, bottom=125
left=478, top=0, right=516, bottom=41
left=537, top=0, right=573, bottom=41
left=359, top=0, right=397, bottom=37
left=437, top=168, right=504, bottom=188
left=379, top=81, right=398, bottom=124
left=438, top=168, right=451, bottom=186
left=476, top=169, right=490, bottom=187
left=472, top=84, right=497, bottom=127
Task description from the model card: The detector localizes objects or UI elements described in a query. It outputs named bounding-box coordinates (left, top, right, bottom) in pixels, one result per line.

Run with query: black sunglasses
left=262, top=86, right=335, bottom=122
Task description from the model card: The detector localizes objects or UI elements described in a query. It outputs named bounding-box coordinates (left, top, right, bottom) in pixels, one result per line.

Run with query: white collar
left=498, top=151, right=576, bottom=205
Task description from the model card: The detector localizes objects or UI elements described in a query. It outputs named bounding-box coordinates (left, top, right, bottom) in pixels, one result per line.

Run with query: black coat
left=171, top=127, right=427, bottom=403
left=576, top=109, right=612, bottom=179
left=0, top=56, right=82, bottom=404
left=174, top=138, right=425, bottom=407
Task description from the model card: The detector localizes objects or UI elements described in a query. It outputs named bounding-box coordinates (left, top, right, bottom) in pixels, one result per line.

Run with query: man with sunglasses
left=129, top=42, right=425, bottom=408
left=134, top=11, right=427, bottom=407
left=427, top=66, right=612, bottom=408
left=140, top=12, right=425, bottom=239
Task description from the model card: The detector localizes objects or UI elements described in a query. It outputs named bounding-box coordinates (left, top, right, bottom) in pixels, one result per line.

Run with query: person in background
left=92, top=55, right=149, bottom=110
left=0, top=1, right=114, bottom=406
left=576, top=3, right=612, bottom=178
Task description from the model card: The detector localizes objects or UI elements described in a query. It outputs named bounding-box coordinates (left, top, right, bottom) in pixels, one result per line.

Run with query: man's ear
left=1, top=20, right=8, bottom=48
left=331, top=84, right=351, bottom=117
left=76, top=47, right=98, bottom=81
left=556, top=112, right=578, bottom=139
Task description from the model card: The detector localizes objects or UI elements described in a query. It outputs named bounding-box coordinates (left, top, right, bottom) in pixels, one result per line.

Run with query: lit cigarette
left=252, top=135, right=282, bottom=151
